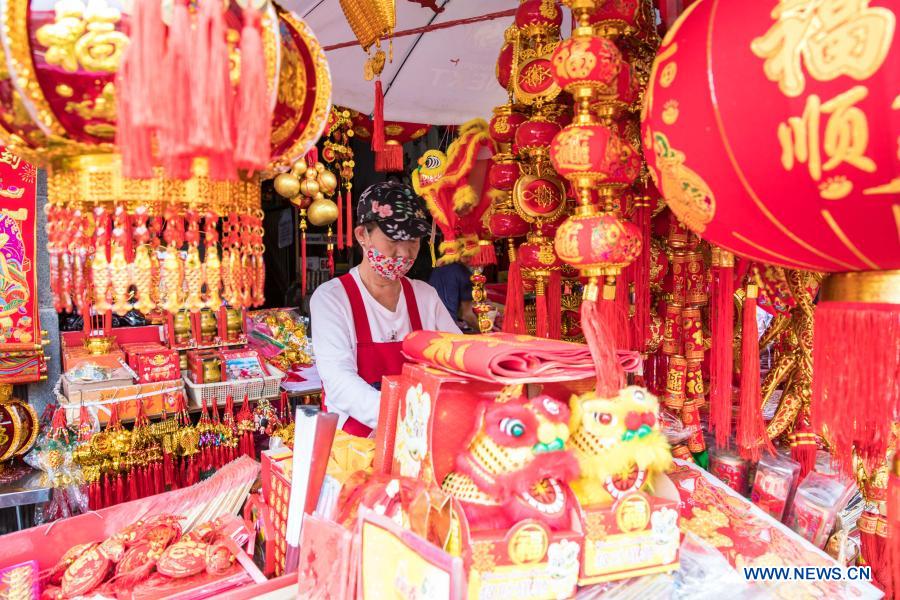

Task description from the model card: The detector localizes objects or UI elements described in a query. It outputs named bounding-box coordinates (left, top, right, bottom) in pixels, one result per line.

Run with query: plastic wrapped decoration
left=245, top=308, right=313, bottom=372
left=568, top=386, right=672, bottom=506
left=26, top=407, right=87, bottom=523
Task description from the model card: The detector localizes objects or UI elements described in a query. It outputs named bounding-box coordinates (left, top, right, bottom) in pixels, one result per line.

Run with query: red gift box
left=133, top=348, right=180, bottom=383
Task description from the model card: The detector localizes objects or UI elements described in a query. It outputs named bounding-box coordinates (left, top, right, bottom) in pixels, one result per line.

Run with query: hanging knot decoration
left=2, top=1, right=331, bottom=319
left=548, top=0, right=642, bottom=396
left=273, top=151, right=340, bottom=296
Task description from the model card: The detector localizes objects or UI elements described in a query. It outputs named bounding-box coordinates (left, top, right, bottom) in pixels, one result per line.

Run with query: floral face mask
left=366, top=246, right=415, bottom=281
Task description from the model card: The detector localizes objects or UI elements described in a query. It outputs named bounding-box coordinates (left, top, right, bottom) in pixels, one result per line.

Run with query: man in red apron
left=310, top=182, right=460, bottom=437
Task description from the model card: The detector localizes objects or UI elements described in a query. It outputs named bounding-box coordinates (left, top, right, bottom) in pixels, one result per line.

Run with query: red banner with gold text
left=0, top=147, right=44, bottom=383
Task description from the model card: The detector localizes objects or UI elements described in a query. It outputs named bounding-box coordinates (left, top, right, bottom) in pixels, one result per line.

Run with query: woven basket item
left=338, top=0, right=396, bottom=50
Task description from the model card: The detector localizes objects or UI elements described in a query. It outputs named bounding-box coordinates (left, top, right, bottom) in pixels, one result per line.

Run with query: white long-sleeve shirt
left=309, top=267, right=460, bottom=429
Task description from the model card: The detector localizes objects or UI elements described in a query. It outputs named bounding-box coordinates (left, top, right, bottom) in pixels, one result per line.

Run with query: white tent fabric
left=280, top=0, right=571, bottom=125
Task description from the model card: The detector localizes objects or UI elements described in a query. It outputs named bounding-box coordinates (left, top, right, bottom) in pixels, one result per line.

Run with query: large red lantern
left=642, top=0, right=898, bottom=273
left=641, top=0, right=899, bottom=491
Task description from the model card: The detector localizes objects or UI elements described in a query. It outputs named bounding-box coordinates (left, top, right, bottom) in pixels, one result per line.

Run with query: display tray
left=182, top=365, right=285, bottom=408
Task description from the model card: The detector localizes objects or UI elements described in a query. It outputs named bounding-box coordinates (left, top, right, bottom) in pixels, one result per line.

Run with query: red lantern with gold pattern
left=550, top=123, right=642, bottom=186
left=515, top=0, right=562, bottom=38
left=519, top=232, right=564, bottom=273
left=512, top=174, right=567, bottom=223
left=641, top=0, right=899, bottom=274
left=641, top=0, right=900, bottom=530
left=550, top=34, right=623, bottom=99
left=489, top=105, right=528, bottom=146
left=554, top=210, right=641, bottom=275
left=496, top=39, right=515, bottom=91
left=587, top=0, right=641, bottom=36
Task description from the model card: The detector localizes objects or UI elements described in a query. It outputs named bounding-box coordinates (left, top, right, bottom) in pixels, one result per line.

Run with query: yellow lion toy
left=568, top=386, right=672, bottom=506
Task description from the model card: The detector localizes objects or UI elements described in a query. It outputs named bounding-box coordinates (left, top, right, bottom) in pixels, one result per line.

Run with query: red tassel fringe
left=159, top=0, right=194, bottom=167
left=710, top=261, right=735, bottom=448
left=301, top=229, right=307, bottom=297
left=502, top=260, right=526, bottom=335
left=233, top=7, right=271, bottom=171
left=632, top=200, right=651, bottom=353
left=337, top=191, right=344, bottom=251
left=548, top=270, right=562, bottom=340
left=345, top=190, right=353, bottom=250
left=582, top=289, right=626, bottom=398
left=535, top=285, right=549, bottom=338
left=889, top=471, right=900, bottom=594
left=736, top=291, right=774, bottom=462
left=375, top=143, right=404, bottom=173
left=372, top=80, right=385, bottom=153
left=812, top=301, right=900, bottom=475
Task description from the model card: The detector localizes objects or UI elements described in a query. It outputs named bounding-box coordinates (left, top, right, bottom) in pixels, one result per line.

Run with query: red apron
left=325, top=273, right=423, bottom=437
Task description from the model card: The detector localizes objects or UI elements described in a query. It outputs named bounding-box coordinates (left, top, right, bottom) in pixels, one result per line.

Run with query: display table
left=0, top=465, right=50, bottom=530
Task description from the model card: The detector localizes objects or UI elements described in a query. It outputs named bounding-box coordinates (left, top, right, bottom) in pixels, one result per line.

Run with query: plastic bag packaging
left=244, top=308, right=313, bottom=371
left=660, top=409, right=697, bottom=445
left=785, top=471, right=856, bottom=548
left=750, top=452, right=801, bottom=521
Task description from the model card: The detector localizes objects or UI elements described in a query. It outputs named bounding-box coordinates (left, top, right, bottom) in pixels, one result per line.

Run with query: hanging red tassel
left=115, top=473, right=124, bottom=505
left=336, top=191, right=344, bottom=251
left=737, top=285, right=774, bottom=462
left=192, top=0, right=233, bottom=160
left=128, top=470, right=139, bottom=501
left=582, top=278, right=626, bottom=397
left=632, top=194, right=652, bottom=353
left=861, top=508, right=892, bottom=598
left=163, top=449, right=174, bottom=488
left=233, top=6, right=271, bottom=171
left=375, top=142, right=404, bottom=173
left=535, top=278, right=550, bottom=338
left=710, top=249, right=735, bottom=448
left=103, top=473, right=113, bottom=508
left=159, top=0, right=194, bottom=168
left=812, top=299, right=900, bottom=475
left=372, top=79, right=385, bottom=153
left=502, top=246, right=526, bottom=335
left=888, top=462, right=900, bottom=594
left=115, top=44, right=154, bottom=179
left=301, top=225, right=308, bottom=296
left=789, top=420, right=817, bottom=480
left=547, top=269, right=562, bottom=341
left=345, top=189, right=353, bottom=250
left=614, top=276, right=631, bottom=350
left=153, top=462, right=163, bottom=495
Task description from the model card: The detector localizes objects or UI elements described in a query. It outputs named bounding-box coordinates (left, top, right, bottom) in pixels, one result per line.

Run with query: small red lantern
left=550, top=123, right=642, bottom=186
left=554, top=211, right=641, bottom=275
left=489, top=209, right=530, bottom=239
left=489, top=160, right=521, bottom=191
left=519, top=232, right=564, bottom=272
left=515, top=116, right=561, bottom=161
left=551, top=35, right=623, bottom=100
left=515, top=0, right=563, bottom=37
left=489, top=105, right=528, bottom=146
left=497, top=41, right=514, bottom=91
left=587, top=0, right=641, bottom=36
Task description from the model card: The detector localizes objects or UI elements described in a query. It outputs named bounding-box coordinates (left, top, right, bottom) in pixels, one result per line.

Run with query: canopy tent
left=280, top=0, right=571, bottom=125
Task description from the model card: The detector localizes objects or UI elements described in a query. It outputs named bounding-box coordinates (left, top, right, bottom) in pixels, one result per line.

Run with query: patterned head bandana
left=357, top=181, right=431, bottom=241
